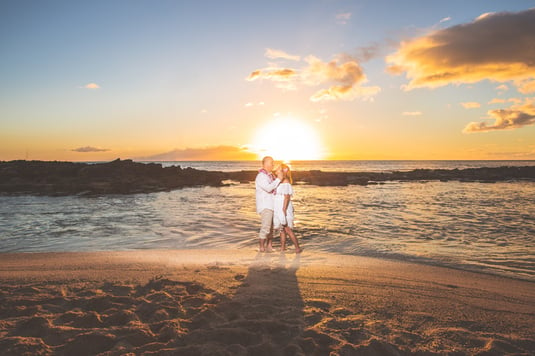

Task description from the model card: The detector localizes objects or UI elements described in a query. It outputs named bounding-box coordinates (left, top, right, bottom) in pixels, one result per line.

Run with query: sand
left=0, top=249, right=534, bottom=355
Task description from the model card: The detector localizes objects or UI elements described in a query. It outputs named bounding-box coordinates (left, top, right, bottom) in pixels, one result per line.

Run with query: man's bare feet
left=295, top=247, right=303, bottom=254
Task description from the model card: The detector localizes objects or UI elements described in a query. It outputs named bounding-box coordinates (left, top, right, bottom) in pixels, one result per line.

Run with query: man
left=255, top=156, right=283, bottom=252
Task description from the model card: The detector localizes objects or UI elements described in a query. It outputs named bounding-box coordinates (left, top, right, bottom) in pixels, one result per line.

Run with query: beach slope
left=1, top=250, right=534, bottom=355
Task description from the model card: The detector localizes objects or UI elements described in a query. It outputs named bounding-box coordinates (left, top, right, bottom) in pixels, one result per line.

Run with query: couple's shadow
left=180, top=252, right=305, bottom=355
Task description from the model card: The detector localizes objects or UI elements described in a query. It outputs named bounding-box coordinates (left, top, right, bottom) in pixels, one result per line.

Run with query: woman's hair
left=280, top=164, right=293, bottom=184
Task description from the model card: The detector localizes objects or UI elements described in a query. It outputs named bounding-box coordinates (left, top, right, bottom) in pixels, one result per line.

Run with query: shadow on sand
left=176, top=252, right=307, bottom=355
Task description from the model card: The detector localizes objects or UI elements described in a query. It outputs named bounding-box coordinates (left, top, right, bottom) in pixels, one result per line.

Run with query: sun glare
left=250, top=117, right=325, bottom=161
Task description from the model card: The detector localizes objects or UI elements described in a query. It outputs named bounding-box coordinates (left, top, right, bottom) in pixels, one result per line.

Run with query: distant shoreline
left=1, top=159, right=534, bottom=196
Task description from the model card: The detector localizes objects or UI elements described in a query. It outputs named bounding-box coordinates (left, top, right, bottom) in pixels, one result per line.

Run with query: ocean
left=1, top=160, right=534, bottom=281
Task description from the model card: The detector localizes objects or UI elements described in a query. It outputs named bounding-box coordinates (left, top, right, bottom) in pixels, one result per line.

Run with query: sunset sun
left=250, top=117, right=325, bottom=161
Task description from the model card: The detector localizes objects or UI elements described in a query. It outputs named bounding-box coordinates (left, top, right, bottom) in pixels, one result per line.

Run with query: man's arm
left=256, top=173, right=280, bottom=193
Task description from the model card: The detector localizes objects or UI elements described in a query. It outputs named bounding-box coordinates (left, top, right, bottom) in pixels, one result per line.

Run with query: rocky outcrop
left=0, top=159, right=534, bottom=196
left=0, top=159, right=225, bottom=196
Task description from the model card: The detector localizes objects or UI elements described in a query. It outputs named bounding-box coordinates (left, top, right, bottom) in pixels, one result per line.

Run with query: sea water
left=1, top=160, right=534, bottom=281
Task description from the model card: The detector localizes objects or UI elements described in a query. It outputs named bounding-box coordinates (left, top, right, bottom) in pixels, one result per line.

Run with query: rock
left=1, top=160, right=534, bottom=196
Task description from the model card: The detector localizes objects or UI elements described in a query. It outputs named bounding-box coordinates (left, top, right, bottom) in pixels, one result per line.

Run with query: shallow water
left=149, top=159, right=535, bottom=172
left=1, top=177, right=534, bottom=281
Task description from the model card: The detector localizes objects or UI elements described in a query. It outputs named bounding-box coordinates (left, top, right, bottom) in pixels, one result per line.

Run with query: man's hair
left=262, top=156, right=273, bottom=165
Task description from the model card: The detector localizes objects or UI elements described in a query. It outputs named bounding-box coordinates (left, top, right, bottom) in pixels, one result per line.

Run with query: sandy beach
left=1, top=249, right=534, bottom=355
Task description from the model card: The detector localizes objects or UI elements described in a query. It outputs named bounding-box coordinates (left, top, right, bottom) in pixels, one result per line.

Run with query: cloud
left=265, top=48, right=300, bottom=61
left=386, top=8, right=535, bottom=92
left=463, top=98, right=535, bottom=133
left=304, top=55, right=381, bottom=101
left=84, top=83, right=100, bottom=89
left=244, top=101, right=265, bottom=107
left=402, top=111, right=422, bottom=116
left=439, top=17, right=451, bottom=23
left=518, top=80, right=535, bottom=94
left=336, top=12, right=351, bottom=25
left=354, top=43, right=383, bottom=62
left=488, top=97, right=522, bottom=105
left=248, top=53, right=380, bottom=102
left=247, top=68, right=298, bottom=82
left=72, top=146, right=110, bottom=153
left=140, top=146, right=257, bottom=161
left=461, top=102, right=481, bottom=109
left=495, top=84, right=509, bottom=91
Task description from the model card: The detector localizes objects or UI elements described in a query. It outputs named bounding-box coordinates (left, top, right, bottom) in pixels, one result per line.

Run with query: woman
left=273, top=164, right=302, bottom=253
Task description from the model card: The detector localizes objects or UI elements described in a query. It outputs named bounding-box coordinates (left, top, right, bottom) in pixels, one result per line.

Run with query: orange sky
left=1, top=2, right=534, bottom=161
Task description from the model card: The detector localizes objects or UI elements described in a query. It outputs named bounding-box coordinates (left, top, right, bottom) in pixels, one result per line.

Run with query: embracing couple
left=255, top=156, right=302, bottom=254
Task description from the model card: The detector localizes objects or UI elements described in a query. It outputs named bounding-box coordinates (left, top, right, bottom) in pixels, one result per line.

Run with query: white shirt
left=255, top=171, right=281, bottom=214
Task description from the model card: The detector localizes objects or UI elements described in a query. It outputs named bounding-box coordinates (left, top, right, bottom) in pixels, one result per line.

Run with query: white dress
left=273, top=182, right=294, bottom=229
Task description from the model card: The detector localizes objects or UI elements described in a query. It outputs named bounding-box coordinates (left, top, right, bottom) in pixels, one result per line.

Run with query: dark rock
left=1, top=160, right=534, bottom=196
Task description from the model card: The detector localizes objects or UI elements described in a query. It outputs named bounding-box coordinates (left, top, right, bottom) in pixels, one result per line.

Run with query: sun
left=250, top=117, right=325, bottom=161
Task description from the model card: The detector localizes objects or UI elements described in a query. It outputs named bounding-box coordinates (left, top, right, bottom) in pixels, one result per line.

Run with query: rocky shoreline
left=1, top=159, right=534, bottom=196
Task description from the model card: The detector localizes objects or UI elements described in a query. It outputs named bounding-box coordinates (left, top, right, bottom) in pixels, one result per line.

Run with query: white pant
left=258, top=209, right=274, bottom=240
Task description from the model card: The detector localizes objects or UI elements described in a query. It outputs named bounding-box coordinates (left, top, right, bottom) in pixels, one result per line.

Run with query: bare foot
left=266, top=247, right=274, bottom=253
left=295, top=248, right=303, bottom=254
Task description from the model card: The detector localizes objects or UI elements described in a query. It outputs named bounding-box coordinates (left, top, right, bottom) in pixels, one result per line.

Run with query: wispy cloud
left=247, top=68, right=298, bottom=82
left=140, top=146, right=257, bottom=161
left=488, top=98, right=506, bottom=104
left=463, top=98, right=535, bottom=133
left=495, top=84, right=509, bottom=92
left=336, top=12, right=352, bottom=25
left=461, top=102, right=481, bottom=109
left=244, top=102, right=264, bottom=108
left=439, top=16, right=451, bottom=23
left=402, top=111, right=422, bottom=116
left=265, top=48, right=300, bottom=61
left=386, top=9, right=535, bottom=93
left=304, top=55, right=380, bottom=102
left=72, top=146, right=110, bottom=152
left=84, top=83, right=100, bottom=89
left=488, top=97, right=521, bottom=105
left=248, top=52, right=380, bottom=102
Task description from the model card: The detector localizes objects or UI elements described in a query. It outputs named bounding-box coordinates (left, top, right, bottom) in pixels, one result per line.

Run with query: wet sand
left=1, top=250, right=534, bottom=355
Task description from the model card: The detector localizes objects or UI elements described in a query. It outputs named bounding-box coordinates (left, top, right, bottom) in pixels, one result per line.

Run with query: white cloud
left=265, top=48, right=301, bottom=61
left=461, top=102, right=481, bottom=109
left=464, top=97, right=535, bottom=132
left=336, top=12, right=352, bottom=25
left=84, top=83, right=100, bottom=89
left=248, top=53, right=381, bottom=102
left=402, top=111, right=422, bottom=116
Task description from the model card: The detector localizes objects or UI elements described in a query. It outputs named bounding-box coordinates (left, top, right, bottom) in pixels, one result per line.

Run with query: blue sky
left=1, top=0, right=534, bottom=160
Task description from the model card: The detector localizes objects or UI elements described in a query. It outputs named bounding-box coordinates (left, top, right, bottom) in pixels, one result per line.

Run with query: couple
left=255, top=156, right=302, bottom=253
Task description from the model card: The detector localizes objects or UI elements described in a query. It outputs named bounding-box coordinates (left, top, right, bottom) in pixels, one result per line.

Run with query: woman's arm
left=283, top=194, right=290, bottom=215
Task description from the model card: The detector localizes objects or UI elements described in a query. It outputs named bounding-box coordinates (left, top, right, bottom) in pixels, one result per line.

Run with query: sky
left=1, top=0, right=534, bottom=161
